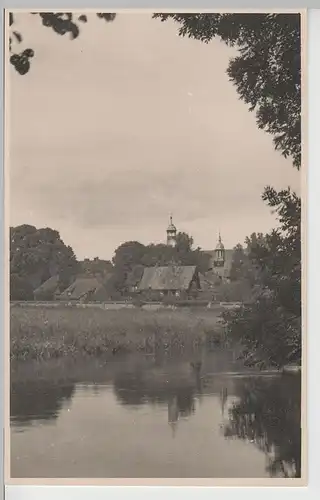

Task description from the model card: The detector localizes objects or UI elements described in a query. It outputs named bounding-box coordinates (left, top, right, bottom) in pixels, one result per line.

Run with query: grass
left=10, top=304, right=224, bottom=361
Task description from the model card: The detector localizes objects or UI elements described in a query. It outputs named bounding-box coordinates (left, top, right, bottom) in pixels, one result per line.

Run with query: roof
left=33, top=275, right=60, bottom=295
left=58, top=277, right=104, bottom=300
left=215, top=233, right=225, bottom=250
left=138, top=266, right=197, bottom=291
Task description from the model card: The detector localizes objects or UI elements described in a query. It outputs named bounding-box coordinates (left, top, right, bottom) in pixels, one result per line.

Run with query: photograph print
left=7, top=10, right=303, bottom=482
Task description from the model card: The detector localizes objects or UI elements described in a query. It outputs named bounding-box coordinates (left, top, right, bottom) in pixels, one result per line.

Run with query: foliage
left=224, top=375, right=301, bottom=477
left=218, top=279, right=252, bottom=303
left=10, top=273, right=34, bottom=301
left=249, top=187, right=301, bottom=317
left=9, top=12, right=116, bottom=75
left=79, top=257, right=113, bottom=277
left=10, top=224, right=79, bottom=298
left=111, top=232, right=210, bottom=295
left=154, top=13, right=301, bottom=168
left=223, top=187, right=301, bottom=369
left=223, top=298, right=301, bottom=369
left=111, top=241, right=146, bottom=294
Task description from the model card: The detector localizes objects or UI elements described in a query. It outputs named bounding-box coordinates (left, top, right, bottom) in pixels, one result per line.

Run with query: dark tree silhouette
left=11, top=380, right=75, bottom=426
left=154, top=13, right=301, bottom=169
left=223, top=187, right=301, bottom=369
left=10, top=224, right=79, bottom=298
left=9, top=12, right=116, bottom=75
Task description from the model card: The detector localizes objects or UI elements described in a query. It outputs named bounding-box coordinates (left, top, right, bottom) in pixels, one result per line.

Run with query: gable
left=138, top=266, right=197, bottom=291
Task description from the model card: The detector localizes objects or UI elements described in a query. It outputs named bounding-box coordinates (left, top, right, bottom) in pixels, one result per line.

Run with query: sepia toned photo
left=6, top=10, right=304, bottom=484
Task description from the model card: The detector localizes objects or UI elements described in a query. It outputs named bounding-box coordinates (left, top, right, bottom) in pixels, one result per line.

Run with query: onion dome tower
left=214, top=231, right=225, bottom=267
left=166, top=215, right=177, bottom=247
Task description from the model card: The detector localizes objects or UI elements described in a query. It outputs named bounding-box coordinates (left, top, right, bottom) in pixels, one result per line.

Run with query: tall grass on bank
left=10, top=305, right=223, bottom=361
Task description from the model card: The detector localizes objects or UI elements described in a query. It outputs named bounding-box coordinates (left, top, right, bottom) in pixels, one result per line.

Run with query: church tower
left=166, top=215, right=177, bottom=247
left=213, top=232, right=225, bottom=267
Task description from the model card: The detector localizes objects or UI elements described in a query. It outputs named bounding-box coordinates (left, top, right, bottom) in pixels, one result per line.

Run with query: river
left=10, top=350, right=301, bottom=479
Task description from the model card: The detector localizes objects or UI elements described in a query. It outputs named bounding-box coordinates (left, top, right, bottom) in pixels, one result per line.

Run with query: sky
left=9, top=12, right=300, bottom=260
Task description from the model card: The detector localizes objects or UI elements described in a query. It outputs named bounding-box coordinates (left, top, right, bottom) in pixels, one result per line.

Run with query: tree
left=9, top=12, right=116, bottom=75
left=10, top=273, right=34, bottom=301
left=229, top=244, right=246, bottom=282
left=229, top=241, right=262, bottom=288
left=10, top=224, right=79, bottom=296
left=112, top=241, right=147, bottom=294
left=175, top=232, right=193, bottom=254
left=154, top=13, right=301, bottom=169
left=141, top=243, right=175, bottom=267
left=223, top=187, right=301, bottom=369
left=79, top=257, right=113, bottom=277
left=218, top=280, right=252, bottom=303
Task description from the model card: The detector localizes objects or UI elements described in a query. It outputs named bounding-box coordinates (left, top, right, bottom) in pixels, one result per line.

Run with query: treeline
left=9, top=226, right=211, bottom=301
left=10, top=225, right=79, bottom=301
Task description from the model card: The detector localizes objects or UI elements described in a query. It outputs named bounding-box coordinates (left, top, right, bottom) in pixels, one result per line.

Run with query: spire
left=216, top=230, right=225, bottom=250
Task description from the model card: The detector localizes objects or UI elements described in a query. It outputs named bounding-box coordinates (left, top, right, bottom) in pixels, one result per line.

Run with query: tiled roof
left=138, top=266, right=197, bottom=291
left=58, top=277, right=104, bottom=300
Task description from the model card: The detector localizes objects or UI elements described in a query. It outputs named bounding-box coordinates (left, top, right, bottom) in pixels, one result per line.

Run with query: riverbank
left=10, top=304, right=224, bottom=361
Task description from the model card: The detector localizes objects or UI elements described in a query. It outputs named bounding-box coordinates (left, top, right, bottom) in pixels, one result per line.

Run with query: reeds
left=10, top=305, right=223, bottom=361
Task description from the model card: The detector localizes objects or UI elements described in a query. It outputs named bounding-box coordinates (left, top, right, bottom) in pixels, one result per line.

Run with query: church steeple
left=166, top=214, right=177, bottom=247
left=214, top=231, right=225, bottom=266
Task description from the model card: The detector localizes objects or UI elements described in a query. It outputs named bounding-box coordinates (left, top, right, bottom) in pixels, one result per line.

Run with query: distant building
left=203, top=233, right=234, bottom=282
left=166, top=215, right=177, bottom=247
left=164, top=218, right=233, bottom=280
left=138, top=265, right=200, bottom=299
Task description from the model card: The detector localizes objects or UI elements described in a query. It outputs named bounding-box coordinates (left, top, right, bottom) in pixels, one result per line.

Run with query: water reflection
left=223, top=374, right=301, bottom=478
left=11, top=382, right=75, bottom=427
left=113, top=365, right=198, bottom=436
left=10, top=354, right=301, bottom=478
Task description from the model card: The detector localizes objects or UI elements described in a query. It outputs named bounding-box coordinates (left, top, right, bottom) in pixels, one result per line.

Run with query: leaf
left=10, top=53, right=30, bottom=75
left=97, top=13, right=116, bottom=22
left=78, top=15, right=87, bottom=23
left=9, top=13, right=14, bottom=26
left=70, top=24, right=80, bottom=40
left=13, top=31, right=23, bottom=43
left=23, top=48, right=35, bottom=58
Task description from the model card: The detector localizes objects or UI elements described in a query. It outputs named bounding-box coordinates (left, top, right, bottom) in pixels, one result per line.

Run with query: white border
left=2, top=3, right=319, bottom=499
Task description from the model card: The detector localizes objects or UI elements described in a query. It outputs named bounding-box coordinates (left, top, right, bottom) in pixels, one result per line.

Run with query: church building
left=165, top=216, right=233, bottom=282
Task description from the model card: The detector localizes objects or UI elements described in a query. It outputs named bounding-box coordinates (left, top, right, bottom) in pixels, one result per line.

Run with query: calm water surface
left=10, top=351, right=301, bottom=478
